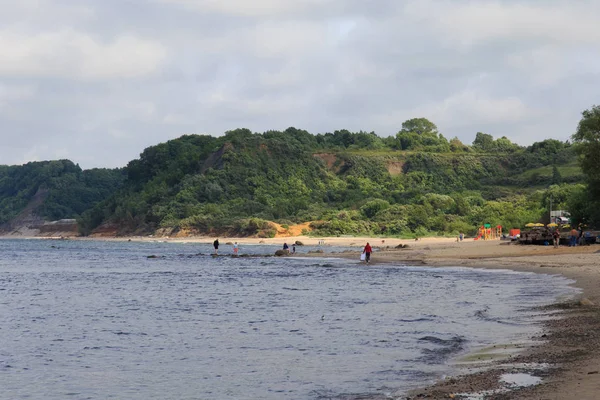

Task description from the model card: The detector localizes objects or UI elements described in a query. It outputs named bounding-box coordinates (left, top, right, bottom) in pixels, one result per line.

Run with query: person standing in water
left=363, top=242, right=372, bottom=263
left=213, top=238, right=219, bottom=255
left=233, top=242, right=239, bottom=255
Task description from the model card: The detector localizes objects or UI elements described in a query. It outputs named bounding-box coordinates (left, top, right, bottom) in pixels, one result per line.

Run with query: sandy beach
left=12, top=233, right=600, bottom=398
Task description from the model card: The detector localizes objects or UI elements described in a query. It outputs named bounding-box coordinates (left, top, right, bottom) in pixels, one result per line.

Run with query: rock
left=580, top=298, right=595, bottom=306
left=308, top=249, right=324, bottom=254
left=225, top=242, right=233, bottom=245
left=274, top=250, right=287, bottom=256
left=295, top=241, right=304, bottom=246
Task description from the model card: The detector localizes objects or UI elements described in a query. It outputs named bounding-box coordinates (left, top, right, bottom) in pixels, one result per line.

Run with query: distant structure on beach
left=550, top=210, right=570, bottom=224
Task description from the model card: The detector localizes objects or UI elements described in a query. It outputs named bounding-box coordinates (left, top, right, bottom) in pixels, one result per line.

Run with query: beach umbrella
left=534, top=223, right=545, bottom=227
left=525, top=223, right=535, bottom=227
left=547, top=223, right=558, bottom=227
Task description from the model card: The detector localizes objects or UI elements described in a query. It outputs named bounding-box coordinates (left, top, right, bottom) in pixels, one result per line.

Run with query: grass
left=517, top=162, right=582, bottom=179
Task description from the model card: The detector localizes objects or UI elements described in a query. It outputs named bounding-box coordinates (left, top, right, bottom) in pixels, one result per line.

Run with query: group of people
left=550, top=226, right=592, bottom=248
left=212, top=239, right=298, bottom=255
left=210, top=238, right=375, bottom=262
left=212, top=239, right=238, bottom=255
left=568, top=227, right=589, bottom=247
left=282, top=243, right=296, bottom=254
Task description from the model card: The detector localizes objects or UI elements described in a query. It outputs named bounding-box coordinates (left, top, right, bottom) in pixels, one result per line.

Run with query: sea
left=0, top=239, right=579, bottom=400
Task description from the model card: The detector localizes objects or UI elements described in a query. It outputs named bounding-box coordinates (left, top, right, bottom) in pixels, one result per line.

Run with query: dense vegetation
left=0, top=160, right=125, bottom=225
left=570, top=105, right=600, bottom=227
left=75, top=119, right=586, bottom=237
left=5, top=112, right=597, bottom=238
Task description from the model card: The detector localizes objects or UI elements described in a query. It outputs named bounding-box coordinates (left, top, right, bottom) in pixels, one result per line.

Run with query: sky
left=1, top=0, right=599, bottom=169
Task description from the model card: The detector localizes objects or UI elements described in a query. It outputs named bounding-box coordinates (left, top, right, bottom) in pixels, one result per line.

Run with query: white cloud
left=0, top=29, right=167, bottom=80
left=404, top=1, right=600, bottom=48
left=0, top=84, right=36, bottom=110
left=423, top=90, right=535, bottom=126
left=156, top=0, right=336, bottom=17
left=0, top=0, right=599, bottom=168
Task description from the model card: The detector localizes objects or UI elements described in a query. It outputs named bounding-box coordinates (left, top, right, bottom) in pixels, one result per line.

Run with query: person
left=213, top=238, right=219, bottom=255
left=292, top=244, right=296, bottom=254
left=233, top=242, right=239, bottom=255
left=283, top=242, right=289, bottom=254
left=552, top=229, right=560, bottom=248
left=363, top=242, right=372, bottom=264
left=569, top=228, right=578, bottom=247
left=459, top=232, right=464, bottom=241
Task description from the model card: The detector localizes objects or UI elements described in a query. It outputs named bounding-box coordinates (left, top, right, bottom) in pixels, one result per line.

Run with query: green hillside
left=0, top=160, right=125, bottom=226
left=2, top=117, right=592, bottom=238
left=77, top=122, right=584, bottom=237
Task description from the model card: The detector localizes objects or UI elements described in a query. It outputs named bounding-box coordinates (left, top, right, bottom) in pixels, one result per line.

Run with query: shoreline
left=3, top=234, right=600, bottom=398
left=336, top=239, right=600, bottom=399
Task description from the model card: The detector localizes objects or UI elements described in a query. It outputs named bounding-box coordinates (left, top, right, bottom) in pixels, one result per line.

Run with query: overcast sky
left=1, top=0, right=599, bottom=169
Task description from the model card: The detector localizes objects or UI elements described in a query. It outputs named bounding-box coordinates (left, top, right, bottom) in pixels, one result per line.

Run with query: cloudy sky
left=1, top=0, right=599, bottom=169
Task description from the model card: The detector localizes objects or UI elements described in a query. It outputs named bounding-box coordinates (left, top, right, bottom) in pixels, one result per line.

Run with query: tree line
left=2, top=112, right=597, bottom=238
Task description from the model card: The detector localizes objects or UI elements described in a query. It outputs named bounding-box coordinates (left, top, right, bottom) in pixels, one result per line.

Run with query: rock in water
left=275, top=250, right=287, bottom=256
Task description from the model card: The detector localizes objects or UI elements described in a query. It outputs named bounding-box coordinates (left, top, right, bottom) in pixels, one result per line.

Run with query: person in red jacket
left=363, top=242, right=372, bottom=263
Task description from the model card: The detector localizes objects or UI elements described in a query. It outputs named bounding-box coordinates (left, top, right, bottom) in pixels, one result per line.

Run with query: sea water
left=0, top=239, right=578, bottom=399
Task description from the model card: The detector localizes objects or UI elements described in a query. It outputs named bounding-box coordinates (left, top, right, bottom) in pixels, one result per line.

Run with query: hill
left=0, top=160, right=125, bottom=236
left=76, top=124, right=583, bottom=238
left=0, top=120, right=587, bottom=238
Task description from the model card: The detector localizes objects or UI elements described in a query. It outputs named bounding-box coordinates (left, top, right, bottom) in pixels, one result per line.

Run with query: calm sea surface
left=0, top=239, right=578, bottom=399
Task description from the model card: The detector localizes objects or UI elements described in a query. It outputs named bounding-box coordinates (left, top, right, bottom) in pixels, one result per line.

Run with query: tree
left=400, top=118, right=438, bottom=136
left=572, top=105, right=600, bottom=191
left=552, top=165, right=562, bottom=184
left=472, top=132, right=495, bottom=151
left=396, top=118, right=449, bottom=151
left=571, top=105, right=600, bottom=226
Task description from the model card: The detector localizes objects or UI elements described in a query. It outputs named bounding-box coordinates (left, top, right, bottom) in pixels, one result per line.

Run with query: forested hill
left=75, top=119, right=585, bottom=238
left=0, top=160, right=124, bottom=233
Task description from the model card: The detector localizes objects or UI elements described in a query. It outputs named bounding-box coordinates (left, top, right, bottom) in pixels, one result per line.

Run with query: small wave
left=418, top=335, right=466, bottom=364
left=474, top=308, right=520, bottom=325
left=397, top=318, right=434, bottom=323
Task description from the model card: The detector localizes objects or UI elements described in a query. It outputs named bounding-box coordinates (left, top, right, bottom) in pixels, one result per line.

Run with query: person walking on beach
left=363, top=242, right=372, bottom=264
left=283, top=242, right=289, bottom=254
left=233, top=242, right=239, bottom=255
left=213, top=238, right=219, bottom=255
left=552, top=229, right=560, bottom=248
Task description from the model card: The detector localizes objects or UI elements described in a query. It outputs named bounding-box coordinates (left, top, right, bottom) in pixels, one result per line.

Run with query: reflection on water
left=0, top=239, right=578, bottom=399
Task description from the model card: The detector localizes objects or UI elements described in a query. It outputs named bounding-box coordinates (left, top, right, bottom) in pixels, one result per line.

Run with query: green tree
left=571, top=105, right=600, bottom=226
left=472, top=132, right=495, bottom=151
left=552, top=165, right=562, bottom=184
